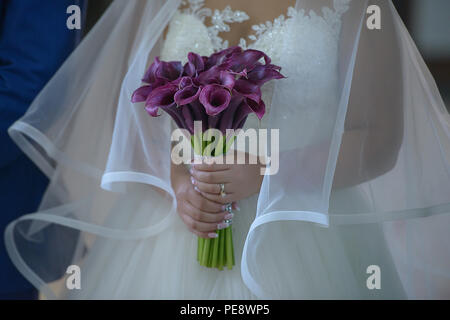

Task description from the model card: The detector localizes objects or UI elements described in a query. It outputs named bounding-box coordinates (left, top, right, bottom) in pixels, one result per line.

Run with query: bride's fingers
left=187, top=187, right=226, bottom=213
left=180, top=211, right=230, bottom=234
left=179, top=213, right=216, bottom=234
left=191, top=177, right=231, bottom=195
left=192, top=229, right=219, bottom=239
left=182, top=201, right=227, bottom=223
left=196, top=189, right=234, bottom=205
left=190, top=167, right=230, bottom=184
left=192, top=162, right=231, bottom=172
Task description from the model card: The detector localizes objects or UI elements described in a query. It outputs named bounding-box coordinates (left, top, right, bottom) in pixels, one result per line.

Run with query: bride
left=5, top=0, right=450, bottom=299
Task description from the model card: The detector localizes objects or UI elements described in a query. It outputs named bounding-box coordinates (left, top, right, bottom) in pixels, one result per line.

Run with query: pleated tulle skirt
left=66, top=185, right=258, bottom=299
left=64, top=183, right=406, bottom=299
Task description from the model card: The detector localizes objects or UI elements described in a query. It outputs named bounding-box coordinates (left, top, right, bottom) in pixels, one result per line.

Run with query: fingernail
left=189, top=168, right=194, bottom=175
left=224, top=213, right=234, bottom=220
left=208, top=232, right=218, bottom=238
left=217, top=222, right=230, bottom=230
left=190, top=176, right=196, bottom=185
left=235, top=205, right=241, bottom=212
left=194, top=186, right=200, bottom=193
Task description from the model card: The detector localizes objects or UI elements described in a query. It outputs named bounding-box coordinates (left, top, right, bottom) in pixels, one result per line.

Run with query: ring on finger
left=224, top=203, right=233, bottom=224
left=224, top=203, right=232, bottom=213
left=219, top=183, right=226, bottom=197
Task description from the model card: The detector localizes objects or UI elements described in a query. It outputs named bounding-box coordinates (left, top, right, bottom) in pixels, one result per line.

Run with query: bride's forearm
left=170, top=160, right=190, bottom=192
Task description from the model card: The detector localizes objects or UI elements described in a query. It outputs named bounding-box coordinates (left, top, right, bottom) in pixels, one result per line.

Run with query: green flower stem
left=193, top=132, right=235, bottom=270
left=225, top=226, right=233, bottom=270
left=208, top=239, right=214, bottom=267
left=197, top=237, right=203, bottom=262
left=218, top=229, right=225, bottom=270
left=201, top=238, right=211, bottom=266
left=212, top=233, right=220, bottom=268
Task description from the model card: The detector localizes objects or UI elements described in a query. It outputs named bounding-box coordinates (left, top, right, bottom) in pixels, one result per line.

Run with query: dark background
left=395, top=0, right=450, bottom=110
left=84, top=0, right=450, bottom=111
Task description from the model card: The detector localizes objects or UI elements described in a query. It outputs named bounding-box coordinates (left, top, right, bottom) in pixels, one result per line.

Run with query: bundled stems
left=193, top=133, right=235, bottom=270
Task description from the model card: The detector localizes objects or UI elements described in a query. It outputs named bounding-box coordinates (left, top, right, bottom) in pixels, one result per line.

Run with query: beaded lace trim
left=180, top=0, right=351, bottom=50
left=181, top=0, right=249, bottom=51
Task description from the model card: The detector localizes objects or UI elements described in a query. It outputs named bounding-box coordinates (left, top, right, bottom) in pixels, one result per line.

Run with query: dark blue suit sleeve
left=0, top=0, right=85, bottom=167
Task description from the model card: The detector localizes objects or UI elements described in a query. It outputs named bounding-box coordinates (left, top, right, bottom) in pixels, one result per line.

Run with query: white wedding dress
left=68, top=0, right=406, bottom=299
left=6, top=0, right=450, bottom=300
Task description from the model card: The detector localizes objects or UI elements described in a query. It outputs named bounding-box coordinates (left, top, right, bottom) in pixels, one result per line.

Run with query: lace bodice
left=161, top=0, right=350, bottom=131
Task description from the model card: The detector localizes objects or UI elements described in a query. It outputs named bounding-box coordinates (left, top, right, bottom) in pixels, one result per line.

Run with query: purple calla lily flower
left=205, top=46, right=242, bottom=69
left=142, top=57, right=162, bottom=84
left=199, top=84, right=232, bottom=116
left=183, top=62, right=197, bottom=77
left=230, top=97, right=266, bottom=129
left=183, top=53, right=204, bottom=78
left=175, top=76, right=194, bottom=89
left=226, top=49, right=271, bottom=73
left=218, top=95, right=245, bottom=133
left=190, top=100, right=208, bottom=132
left=142, top=57, right=182, bottom=84
left=132, top=46, right=284, bottom=136
left=228, top=68, right=248, bottom=79
left=206, top=92, right=241, bottom=130
left=219, top=71, right=236, bottom=91
left=156, top=60, right=183, bottom=82
left=231, top=99, right=253, bottom=130
left=131, top=85, right=154, bottom=103
left=188, top=52, right=205, bottom=73
left=196, top=65, right=224, bottom=85
left=233, top=79, right=261, bottom=103
left=246, top=97, right=266, bottom=120
left=247, top=64, right=285, bottom=86
left=145, top=83, right=178, bottom=116
left=181, top=104, right=195, bottom=134
left=196, top=67, right=236, bottom=90
left=175, top=85, right=201, bottom=106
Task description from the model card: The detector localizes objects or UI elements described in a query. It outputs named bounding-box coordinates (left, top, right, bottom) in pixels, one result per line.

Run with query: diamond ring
left=219, top=183, right=226, bottom=197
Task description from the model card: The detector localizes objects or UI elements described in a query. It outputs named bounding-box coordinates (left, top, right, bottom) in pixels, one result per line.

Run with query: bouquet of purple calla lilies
left=131, top=46, right=284, bottom=270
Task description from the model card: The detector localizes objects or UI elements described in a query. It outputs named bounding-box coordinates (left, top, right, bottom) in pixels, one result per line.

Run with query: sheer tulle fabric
left=5, top=0, right=182, bottom=299
left=242, top=0, right=450, bottom=299
left=4, top=0, right=450, bottom=299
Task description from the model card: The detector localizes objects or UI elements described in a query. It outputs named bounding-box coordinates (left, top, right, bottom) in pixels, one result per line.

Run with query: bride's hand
left=171, top=164, right=232, bottom=239
left=190, top=152, right=264, bottom=205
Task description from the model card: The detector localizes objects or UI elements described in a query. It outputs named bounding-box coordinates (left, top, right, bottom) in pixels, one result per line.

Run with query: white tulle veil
left=5, top=0, right=450, bottom=299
